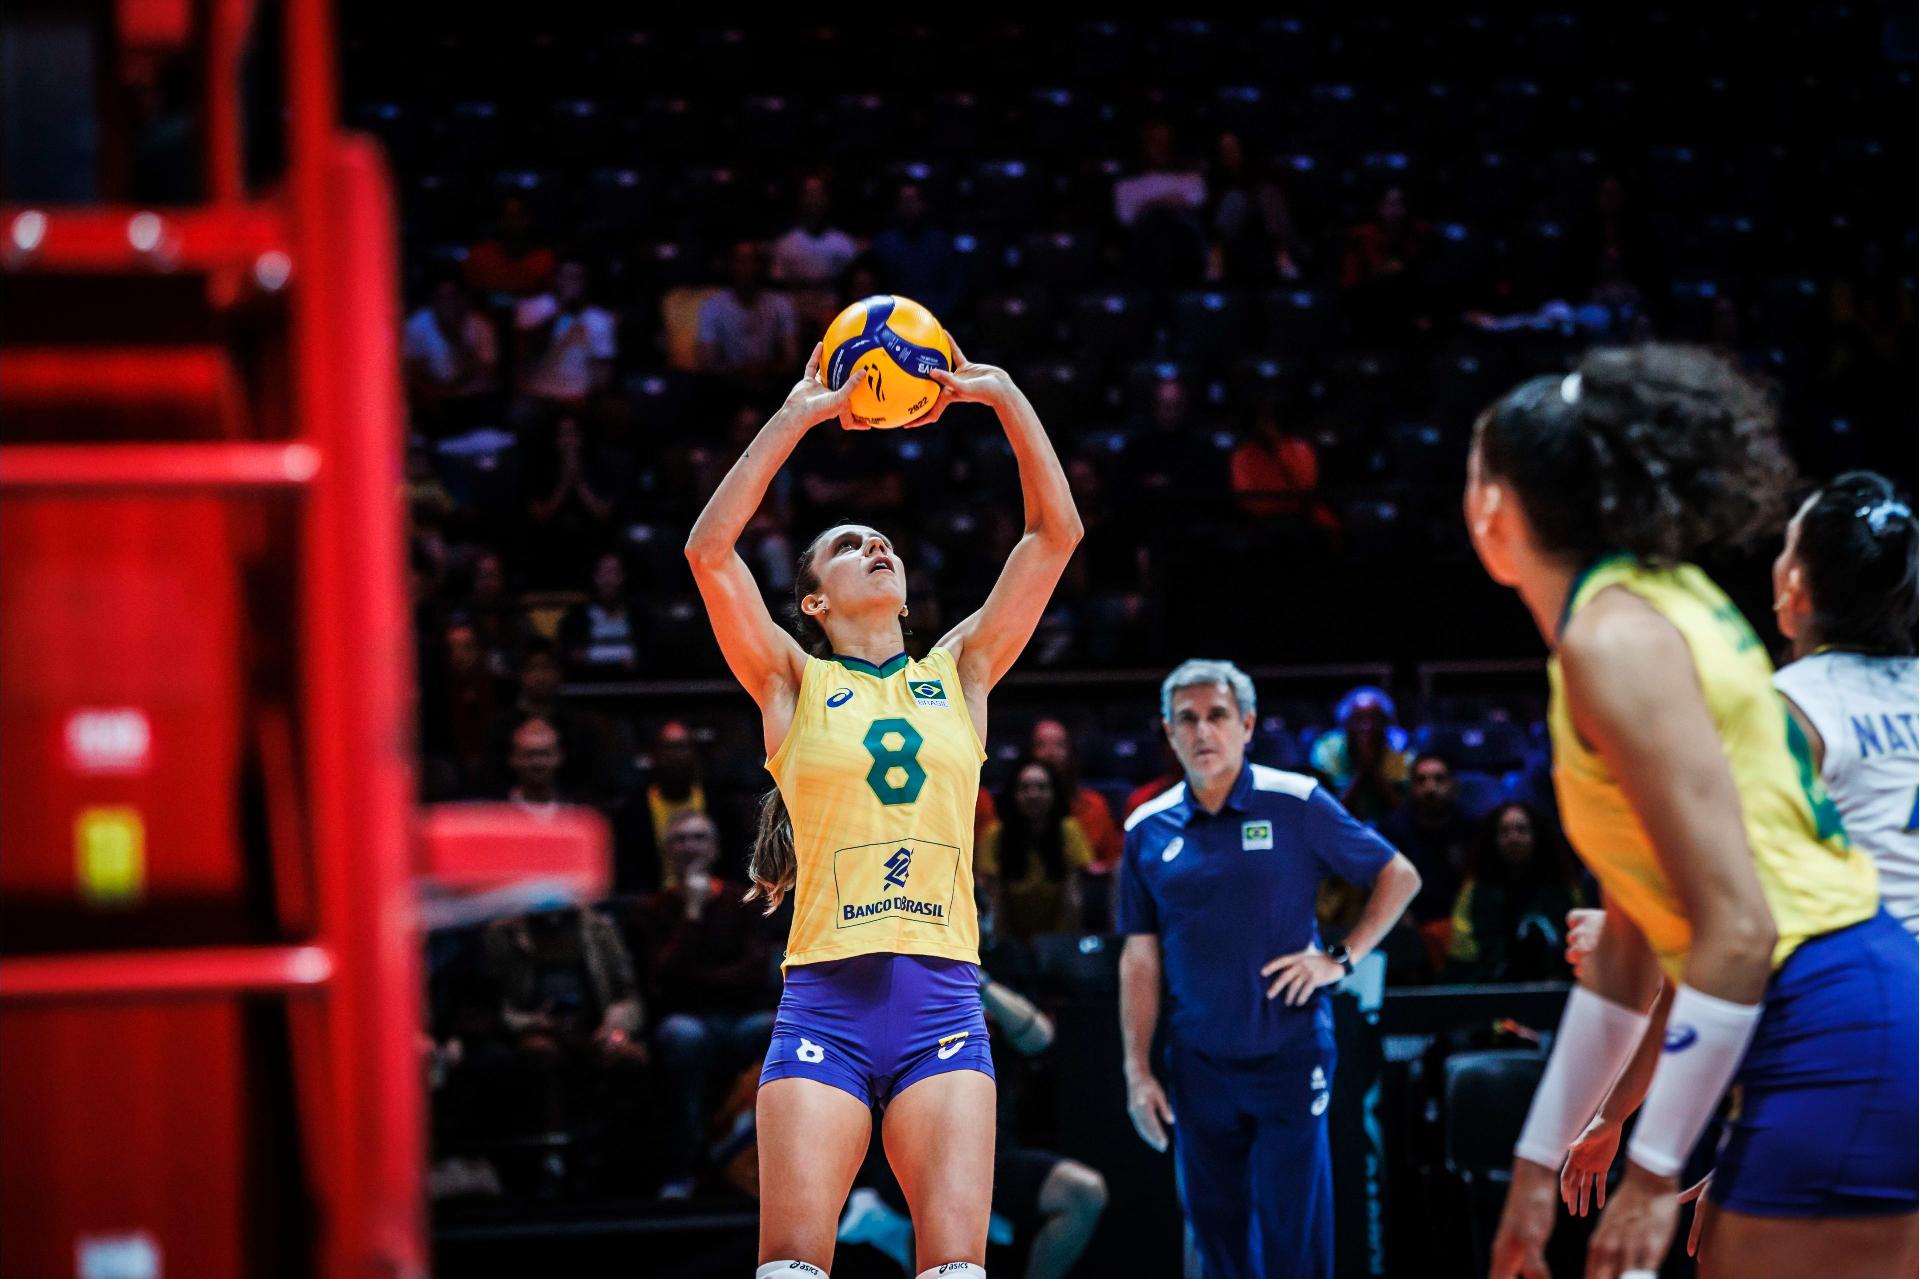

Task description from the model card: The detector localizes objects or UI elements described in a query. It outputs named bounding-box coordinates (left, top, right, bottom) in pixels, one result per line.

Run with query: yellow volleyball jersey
left=1549, top=556, right=1879, bottom=980
left=766, top=645, right=987, bottom=969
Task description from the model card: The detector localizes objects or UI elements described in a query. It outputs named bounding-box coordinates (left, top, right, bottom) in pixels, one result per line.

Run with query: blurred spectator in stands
left=1339, top=186, right=1433, bottom=340
left=464, top=194, right=556, bottom=300
left=1569, top=175, right=1658, bottom=297
left=463, top=549, right=525, bottom=681
left=870, top=181, right=963, bottom=319
left=770, top=174, right=859, bottom=334
left=1132, top=376, right=1219, bottom=501
left=1309, top=686, right=1412, bottom=824
left=514, top=257, right=617, bottom=412
left=1443, top=802, right=1587, bottom=983
left=434, top=620, right=500, bottom=792
left=1114, top=121, right=1207, bottom=228
left=637, top=721, right=714, bottom=886
left=622, top=810, right=775, bottom=1200
left=1116, top=121, right=1208, bottom=286
left=1206, top=132, right=1307, bottom=284
left=695, top=240, right=799, bottom=379
left=1378, top=752, right=1470, bottom=920
left=484, top=640, right=601, bottom=798
left=1229, top=396, right=1327, bottom=525
left=559, top=550, right=641, bottom=680
left=406, top=438, right=459, bottom=530
left=525, top=416, right=616, bottom=579
left=1378, top=752, right=1471, bottom=970
left=1028, top=719, right=1123, bottom=869
left=423, top=921, right=508, bottom=1199
left=978, top=759, right=1096, bottom=939
left=1061, top=454, right=1154, bottom=664
left=481, top=904, right=646, bottom=1187
left=405, top=267, right=500, bottom=429
left=506, top=716, right=571, bottom=815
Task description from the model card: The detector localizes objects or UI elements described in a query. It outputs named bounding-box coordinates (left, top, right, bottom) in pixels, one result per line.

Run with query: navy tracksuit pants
left=1165, top=1039, right=1337, bottom=1279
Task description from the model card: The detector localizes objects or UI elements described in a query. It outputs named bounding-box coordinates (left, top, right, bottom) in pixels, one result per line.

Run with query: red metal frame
left=0, top=4, right=608, bottom=1277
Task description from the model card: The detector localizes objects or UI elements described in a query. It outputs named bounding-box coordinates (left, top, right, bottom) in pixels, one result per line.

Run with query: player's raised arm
left=930, top=337, right=1084, bottom=691
left=685, top=344, right=852, bottom=723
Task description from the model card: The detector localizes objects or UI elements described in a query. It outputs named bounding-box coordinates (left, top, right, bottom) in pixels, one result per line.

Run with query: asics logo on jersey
left=827, top=687, right=854, bottom=708
left=937, top=1033, right=968, bottom=1060
left=883, top=846, right=913, bottom=889
left=1664, top=1025, right=1699, bottom=1052
left=1161, top=836, right=1185, bottom=863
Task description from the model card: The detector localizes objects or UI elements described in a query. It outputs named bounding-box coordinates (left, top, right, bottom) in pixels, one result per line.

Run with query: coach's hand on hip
left=1262, top=949, right=1345, bottom=1006
left=1125, top=1067, right=1176, bottom=1153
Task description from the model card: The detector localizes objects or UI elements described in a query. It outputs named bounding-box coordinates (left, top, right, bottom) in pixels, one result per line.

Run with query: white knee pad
left=916, top=1266, right=986, bottom=1279
left=756, top=1263, right=826, bottom=1279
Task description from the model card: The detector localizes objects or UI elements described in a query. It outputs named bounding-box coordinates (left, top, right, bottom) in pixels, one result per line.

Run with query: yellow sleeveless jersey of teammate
left=767, top=645, right=987, bottom=969
left=1549, top=556, right=1880, bottom=981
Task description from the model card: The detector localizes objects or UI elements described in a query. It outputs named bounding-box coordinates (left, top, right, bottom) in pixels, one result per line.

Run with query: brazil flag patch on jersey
left=910, top=678, right=949, bottom=708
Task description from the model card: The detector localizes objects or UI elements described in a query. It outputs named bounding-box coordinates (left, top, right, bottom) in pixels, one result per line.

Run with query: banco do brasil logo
left=882, top=846, right=913, bottom=889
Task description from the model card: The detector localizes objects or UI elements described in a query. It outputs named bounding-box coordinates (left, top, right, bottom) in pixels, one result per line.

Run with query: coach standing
left=1118, top=660, right=1420, bottom=1279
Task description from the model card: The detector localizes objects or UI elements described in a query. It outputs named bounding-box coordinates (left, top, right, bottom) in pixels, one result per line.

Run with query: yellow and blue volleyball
left=819, top=295, right=953, bottom=429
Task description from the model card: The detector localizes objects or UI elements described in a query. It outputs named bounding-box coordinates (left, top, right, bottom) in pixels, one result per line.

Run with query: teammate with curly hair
left=1467, top=345, right=1918, bottom=1279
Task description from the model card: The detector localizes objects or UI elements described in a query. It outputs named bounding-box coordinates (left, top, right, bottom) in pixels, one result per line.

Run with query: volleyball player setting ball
left=1467, top=344, right=1917, bottom=1279
left=684, top=297, right=1082, bottom=1279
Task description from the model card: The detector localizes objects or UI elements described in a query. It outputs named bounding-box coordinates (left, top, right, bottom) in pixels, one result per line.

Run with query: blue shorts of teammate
left=1714, top=909, right=1919, bottom=1217
left=760, top=952, right=994, bottom=1108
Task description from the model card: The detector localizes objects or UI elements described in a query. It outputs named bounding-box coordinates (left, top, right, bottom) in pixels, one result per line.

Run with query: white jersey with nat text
left=1774, top=652, right=1920, bottom=935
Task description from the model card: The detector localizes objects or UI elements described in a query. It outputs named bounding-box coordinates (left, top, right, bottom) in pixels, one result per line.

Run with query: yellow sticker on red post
left=75, top=806, right=146, bottom=907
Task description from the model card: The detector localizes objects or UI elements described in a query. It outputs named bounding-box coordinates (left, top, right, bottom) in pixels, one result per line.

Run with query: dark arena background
left=0, top=5, right=1913, bottom=1278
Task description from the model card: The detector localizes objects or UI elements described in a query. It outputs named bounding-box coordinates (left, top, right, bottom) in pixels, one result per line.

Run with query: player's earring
left=899, top=605, right=910, bottom=619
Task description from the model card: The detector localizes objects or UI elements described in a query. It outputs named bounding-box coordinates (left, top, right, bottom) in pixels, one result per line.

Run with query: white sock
left=915, top=1266, right=985, bottom=1279
left=756, top=1264, right=826, bottom=1279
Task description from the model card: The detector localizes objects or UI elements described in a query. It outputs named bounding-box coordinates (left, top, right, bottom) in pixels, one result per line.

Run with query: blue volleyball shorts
left=759, top=952, right=994, bottom=1108
left=1713, top=910, right=1919, bottom=1217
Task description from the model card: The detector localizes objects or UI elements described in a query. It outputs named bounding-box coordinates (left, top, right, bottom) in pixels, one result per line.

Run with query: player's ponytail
left=1792, top=471, right=1918, bottom=656
left=745, top=786, right=797, bottom=915
left=1476, top=343, right=1794, bottom=565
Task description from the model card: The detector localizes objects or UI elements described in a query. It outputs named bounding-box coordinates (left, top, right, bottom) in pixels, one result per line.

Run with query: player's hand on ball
left=915, top=334, right=1009, bottom=425
left=1560, top=1115, right=1621, bottom=1216
left=1584, top=1163, right=1678, bottom=1279
left=1125, top=1071, right=1176, bottom=1153
left=781, top=343, right=858, bottom=429
left=1489, top=1157, right=1558, bottom=1279
left=1261, top=949, right=1345, bottom=1006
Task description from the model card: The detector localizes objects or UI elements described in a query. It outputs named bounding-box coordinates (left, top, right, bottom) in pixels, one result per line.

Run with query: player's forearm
left=686, top=410, right=808, bottom=561
left=1344, top=853, right=1421, bottom=964
left=1597, top=981, right=1673, bottom=1124
left=1118, top=948, right=1161, bottom=1080
left=994, top=379, right=1083, bottom=547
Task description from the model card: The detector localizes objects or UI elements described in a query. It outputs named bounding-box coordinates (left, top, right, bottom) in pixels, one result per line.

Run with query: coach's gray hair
left=1159, top=659, right=1257, bottom=722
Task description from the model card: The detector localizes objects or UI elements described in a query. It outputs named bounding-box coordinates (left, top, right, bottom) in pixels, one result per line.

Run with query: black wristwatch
left=1326, top=944, right=1354, bottom=975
